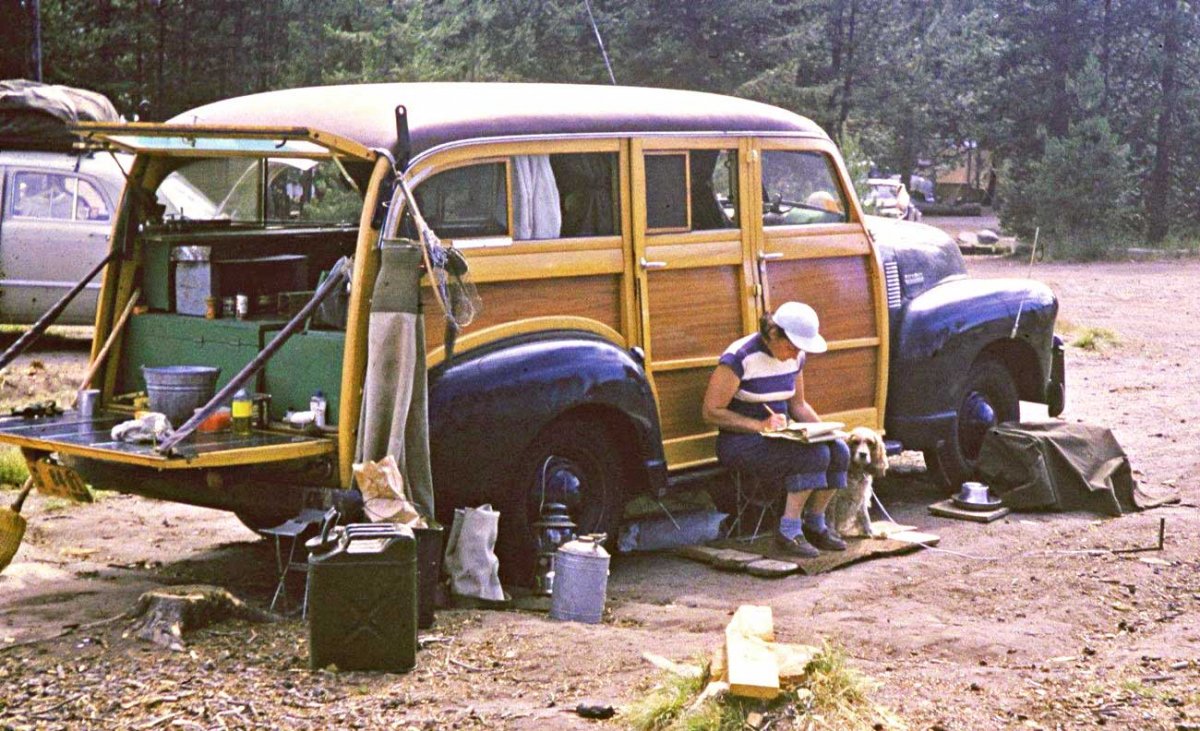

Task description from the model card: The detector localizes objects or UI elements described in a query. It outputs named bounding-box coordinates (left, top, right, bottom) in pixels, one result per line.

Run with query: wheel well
left=539, top=404, right=648, bottom=499
left=977, top=339, right=1042, bottom=402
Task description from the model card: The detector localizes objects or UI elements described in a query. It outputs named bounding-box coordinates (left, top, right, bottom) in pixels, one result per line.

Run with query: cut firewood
left=771, top=642, right=818, bottom=688
left=725, top=605, right=779, bottom=699
left=125, top=585, right=272, bottom=651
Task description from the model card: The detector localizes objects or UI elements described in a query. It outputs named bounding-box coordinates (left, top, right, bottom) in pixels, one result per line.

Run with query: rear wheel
left=924, top=358, right=1019, bottom=489
left=496, top=418, right=624, bottom=586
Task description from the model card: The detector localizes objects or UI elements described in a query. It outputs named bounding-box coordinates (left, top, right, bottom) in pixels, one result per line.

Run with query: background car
left=863, top=177, right=922, bottom=221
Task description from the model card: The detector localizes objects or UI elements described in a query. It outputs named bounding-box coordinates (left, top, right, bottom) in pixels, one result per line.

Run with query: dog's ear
left=870, top=432, right=889, bottom=477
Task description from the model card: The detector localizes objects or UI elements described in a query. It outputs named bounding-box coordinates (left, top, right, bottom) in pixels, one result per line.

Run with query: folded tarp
left=0, top=79, right=119, bottom=150
left=978, top=421, right=1176, bottom=516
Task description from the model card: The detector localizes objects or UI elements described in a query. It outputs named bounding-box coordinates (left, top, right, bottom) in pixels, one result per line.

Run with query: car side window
left=74, top=178, right=111, bottom=221
left=643, top=149, right=738, bottom=233
left=414, top=162, right=509, bottom=240
left=412, top=152, right=621, bottom=244
left=12, top=171, right=76, bottom=220
left=761, top=151, right=848, bottom=226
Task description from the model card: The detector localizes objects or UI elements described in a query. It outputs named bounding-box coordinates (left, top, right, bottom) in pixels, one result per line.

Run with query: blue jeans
left=716, top=432, right=849, bottom=491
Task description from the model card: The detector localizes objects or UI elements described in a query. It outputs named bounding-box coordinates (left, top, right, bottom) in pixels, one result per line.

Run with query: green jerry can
left=308, top=523, right=417, bottom=672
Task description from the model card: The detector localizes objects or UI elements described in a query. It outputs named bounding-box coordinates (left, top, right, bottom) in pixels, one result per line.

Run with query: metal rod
left=0, top=249, right=116, bottom=371
left=155, top=257, right=351, bottom=455
left=1111, top=517, right=1166, bottom=554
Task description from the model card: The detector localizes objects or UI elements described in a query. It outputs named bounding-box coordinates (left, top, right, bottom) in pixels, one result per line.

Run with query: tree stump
left=126, top=585, right=273, bottom=651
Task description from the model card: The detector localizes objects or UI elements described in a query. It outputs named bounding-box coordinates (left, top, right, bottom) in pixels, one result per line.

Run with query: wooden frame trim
left=427, top=316, right=627, bottom=369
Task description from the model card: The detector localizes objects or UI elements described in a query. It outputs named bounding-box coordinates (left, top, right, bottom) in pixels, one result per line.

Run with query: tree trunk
left=1145, top=0, right=1180, bottom=244
left=127, top=585, right=273, bottom=652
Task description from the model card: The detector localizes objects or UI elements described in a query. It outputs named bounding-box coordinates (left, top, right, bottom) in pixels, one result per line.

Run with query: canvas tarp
left=355, top=243, right=435, bottom=520
left=978, top=421, right=1176, bottom=516
left=0, top=79, right=120, bottom=150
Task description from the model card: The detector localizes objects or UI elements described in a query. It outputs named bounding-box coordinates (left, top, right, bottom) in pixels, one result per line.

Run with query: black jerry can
left=308, top=523, right=417, bottom=672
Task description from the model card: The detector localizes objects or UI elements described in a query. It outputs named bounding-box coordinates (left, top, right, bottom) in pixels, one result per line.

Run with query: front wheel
left=495, top=417, right=624, bottom=586
left=924, top=358, right=1019, bottom=489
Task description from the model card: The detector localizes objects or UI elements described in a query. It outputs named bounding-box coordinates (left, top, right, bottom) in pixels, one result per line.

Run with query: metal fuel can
left=308, top=523, right=417, bottom=672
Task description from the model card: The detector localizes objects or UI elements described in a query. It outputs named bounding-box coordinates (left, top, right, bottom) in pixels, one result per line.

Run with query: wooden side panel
left=423, top=274, right=622, bottom=352
left=764, top=256, right=876, bottom=342
left=646, top=266, right=743, bottom=361
left=803, top=348, right=877, bottom=415
left=654, top=368, right=712, bottom=440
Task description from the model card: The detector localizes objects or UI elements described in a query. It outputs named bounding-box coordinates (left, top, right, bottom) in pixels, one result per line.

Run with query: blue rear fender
left=885, top=278, right=1058, bottom=449
left=427, top=332, right=664, bottom=523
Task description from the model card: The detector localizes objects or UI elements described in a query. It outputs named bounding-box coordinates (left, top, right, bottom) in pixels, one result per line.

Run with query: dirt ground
left=2, top=237, right=1198, bottom=730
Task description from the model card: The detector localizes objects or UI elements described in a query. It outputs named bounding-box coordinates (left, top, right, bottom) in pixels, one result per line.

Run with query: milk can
left=549, top=534, right=609, bottom=624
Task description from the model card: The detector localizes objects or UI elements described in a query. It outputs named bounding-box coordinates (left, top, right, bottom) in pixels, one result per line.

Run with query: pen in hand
left=762, top=404, right=787, bottom=432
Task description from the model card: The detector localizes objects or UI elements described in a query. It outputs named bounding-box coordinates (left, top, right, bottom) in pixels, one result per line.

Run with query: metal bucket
left=549, top=536, right=610, bottom=624
left=142, top=365, right=220, bottom=426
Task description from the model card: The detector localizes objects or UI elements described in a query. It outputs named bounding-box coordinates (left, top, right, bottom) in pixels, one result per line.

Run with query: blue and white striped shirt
left=717, top=333, right=806, bottom=424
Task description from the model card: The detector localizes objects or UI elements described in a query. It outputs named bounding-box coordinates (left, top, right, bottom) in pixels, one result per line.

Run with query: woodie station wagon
left=0, top=83, right=1064, bottom=581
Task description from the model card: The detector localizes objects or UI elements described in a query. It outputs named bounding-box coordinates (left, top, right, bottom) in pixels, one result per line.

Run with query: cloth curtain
left=512, top=154, right=562, bottom=240
left=355, top=242, right=435, bottom=520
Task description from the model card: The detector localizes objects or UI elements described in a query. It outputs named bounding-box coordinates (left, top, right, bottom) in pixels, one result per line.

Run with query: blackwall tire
left=495, top=418, right=623, bottom=586
left=925, top=358, right=1019, bottom=489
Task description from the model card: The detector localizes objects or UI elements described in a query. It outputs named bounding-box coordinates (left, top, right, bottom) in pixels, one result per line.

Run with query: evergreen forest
left=2, top=0, right=1196, bottom=258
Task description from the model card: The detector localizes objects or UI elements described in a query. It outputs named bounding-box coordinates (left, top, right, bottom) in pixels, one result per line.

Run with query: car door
left=631, top=139, right=759, bottom=469
left=0, top=168, right=113, bottom=325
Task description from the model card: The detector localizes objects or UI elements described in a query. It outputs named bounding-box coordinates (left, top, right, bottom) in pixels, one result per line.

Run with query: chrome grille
left=884, top=261, right=902, bottom=308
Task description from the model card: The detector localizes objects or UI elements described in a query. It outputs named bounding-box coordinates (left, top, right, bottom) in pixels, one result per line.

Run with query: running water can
left=549, top=535, right=610, bottom=624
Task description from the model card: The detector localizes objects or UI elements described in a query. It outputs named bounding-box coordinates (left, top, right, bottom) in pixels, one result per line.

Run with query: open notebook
left=761, top=420, right=847, bottom=443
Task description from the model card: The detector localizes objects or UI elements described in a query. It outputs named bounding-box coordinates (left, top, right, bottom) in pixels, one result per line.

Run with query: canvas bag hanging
left=443, top=504, right=504, bottom=602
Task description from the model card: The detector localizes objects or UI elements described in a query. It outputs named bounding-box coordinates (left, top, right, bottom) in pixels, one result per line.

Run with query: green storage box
left=263, top=328, right=345, bottom=424
left=119, top=313, right=286, bottom=396
left=308, top=523, right=417, bottom=673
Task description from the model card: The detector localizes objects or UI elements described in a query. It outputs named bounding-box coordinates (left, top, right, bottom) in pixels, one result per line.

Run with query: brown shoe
left=773, top=531, right=820, bottom=559
left=802, top=524, right=847, bottom=552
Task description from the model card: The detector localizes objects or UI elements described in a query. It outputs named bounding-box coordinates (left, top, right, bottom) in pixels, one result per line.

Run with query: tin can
left=205, top=296, right=219, bottom=319
left=253, top=393, right=272, bottom=428
left=235, top=294, right=249, bottom=320
left=77, top=388, right=100, bottom=417
left=222, top=296, right=236, bottom=319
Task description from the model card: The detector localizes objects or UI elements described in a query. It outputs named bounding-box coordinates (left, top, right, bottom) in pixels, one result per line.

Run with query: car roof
left=169, top=82, right=827, bottom=164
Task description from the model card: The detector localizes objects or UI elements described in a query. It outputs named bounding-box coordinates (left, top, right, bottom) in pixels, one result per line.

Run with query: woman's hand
left=762, top=413, right=788, bottom=432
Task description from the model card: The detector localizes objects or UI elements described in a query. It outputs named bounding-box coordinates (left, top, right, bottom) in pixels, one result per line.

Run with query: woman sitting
left=701, top=302, right=850, bottom=557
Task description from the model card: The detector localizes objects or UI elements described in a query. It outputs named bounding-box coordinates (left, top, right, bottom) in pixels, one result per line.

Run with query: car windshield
left=157, top=156, right=361, bottom=225
left=868, top=184, right=899, bottom=205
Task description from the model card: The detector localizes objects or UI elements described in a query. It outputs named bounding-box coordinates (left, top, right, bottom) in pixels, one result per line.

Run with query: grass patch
left=0, top=447, right=29, bottom=487
left=625, top=643, right=902, bottom=731
left=1071, top=326, right=1119, bottom=351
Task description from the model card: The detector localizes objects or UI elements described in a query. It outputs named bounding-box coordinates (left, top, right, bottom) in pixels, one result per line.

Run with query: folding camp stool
left=723, top=470, right=783, bottom=541
left=260, top=508, right=328, bottom=617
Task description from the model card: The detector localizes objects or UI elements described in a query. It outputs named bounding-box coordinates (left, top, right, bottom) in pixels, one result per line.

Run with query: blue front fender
left=885, top=278, right=1058, bottom=449
left=427, top=332, right=664, bottom=524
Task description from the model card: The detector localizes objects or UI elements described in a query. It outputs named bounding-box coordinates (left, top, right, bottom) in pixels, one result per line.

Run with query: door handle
left=757, top=251, right=784, bottom=261
left=640, top=257, right=668, bottom=270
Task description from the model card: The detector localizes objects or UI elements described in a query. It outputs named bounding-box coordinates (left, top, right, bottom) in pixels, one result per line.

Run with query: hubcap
left=959, top=391, right=997, bottom=459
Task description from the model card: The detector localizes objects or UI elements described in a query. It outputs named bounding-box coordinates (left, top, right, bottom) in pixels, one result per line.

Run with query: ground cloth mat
left=692, top=535, right=922, bottom=575
left=978, top=421, right=1177, bottom=516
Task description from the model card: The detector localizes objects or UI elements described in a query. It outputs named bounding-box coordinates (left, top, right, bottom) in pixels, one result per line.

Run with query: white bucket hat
left=773, top=302, right=827, bottom=353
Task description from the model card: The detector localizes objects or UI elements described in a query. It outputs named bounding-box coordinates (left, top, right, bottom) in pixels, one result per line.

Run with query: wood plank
left=646, top=265, right=743, bottom=361
left=764, top=256, right=877, bottom=342
left=423, top=274, right=622, bottom=352
left=804, top=348, right=877, bottom=415
left=653, top=368, right=712, bottom=440
left=725, top=605, right=779, bottom=699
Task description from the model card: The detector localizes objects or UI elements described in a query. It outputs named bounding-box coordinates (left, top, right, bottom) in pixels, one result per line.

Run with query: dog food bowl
left=952, top=481, right=1003, bottom=511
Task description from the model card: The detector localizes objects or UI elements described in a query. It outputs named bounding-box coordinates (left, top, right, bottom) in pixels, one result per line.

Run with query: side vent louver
left=884, top=261, right=902, bottom=308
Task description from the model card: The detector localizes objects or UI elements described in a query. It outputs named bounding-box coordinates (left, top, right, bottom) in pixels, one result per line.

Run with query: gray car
left=0, top=149, right=127, bottom=325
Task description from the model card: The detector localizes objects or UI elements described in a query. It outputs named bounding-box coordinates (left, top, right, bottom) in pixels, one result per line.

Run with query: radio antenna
left=583, top=0, right=617, bottom=85
left=1010, top=226, right=1040, bottom=338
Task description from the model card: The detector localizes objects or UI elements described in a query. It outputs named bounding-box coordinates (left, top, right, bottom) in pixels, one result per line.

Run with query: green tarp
left=978, top=421, right=1176, bottom=516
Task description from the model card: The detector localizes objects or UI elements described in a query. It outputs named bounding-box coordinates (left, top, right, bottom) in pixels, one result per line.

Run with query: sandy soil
left=1, top=251, right=1198, bottom=730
